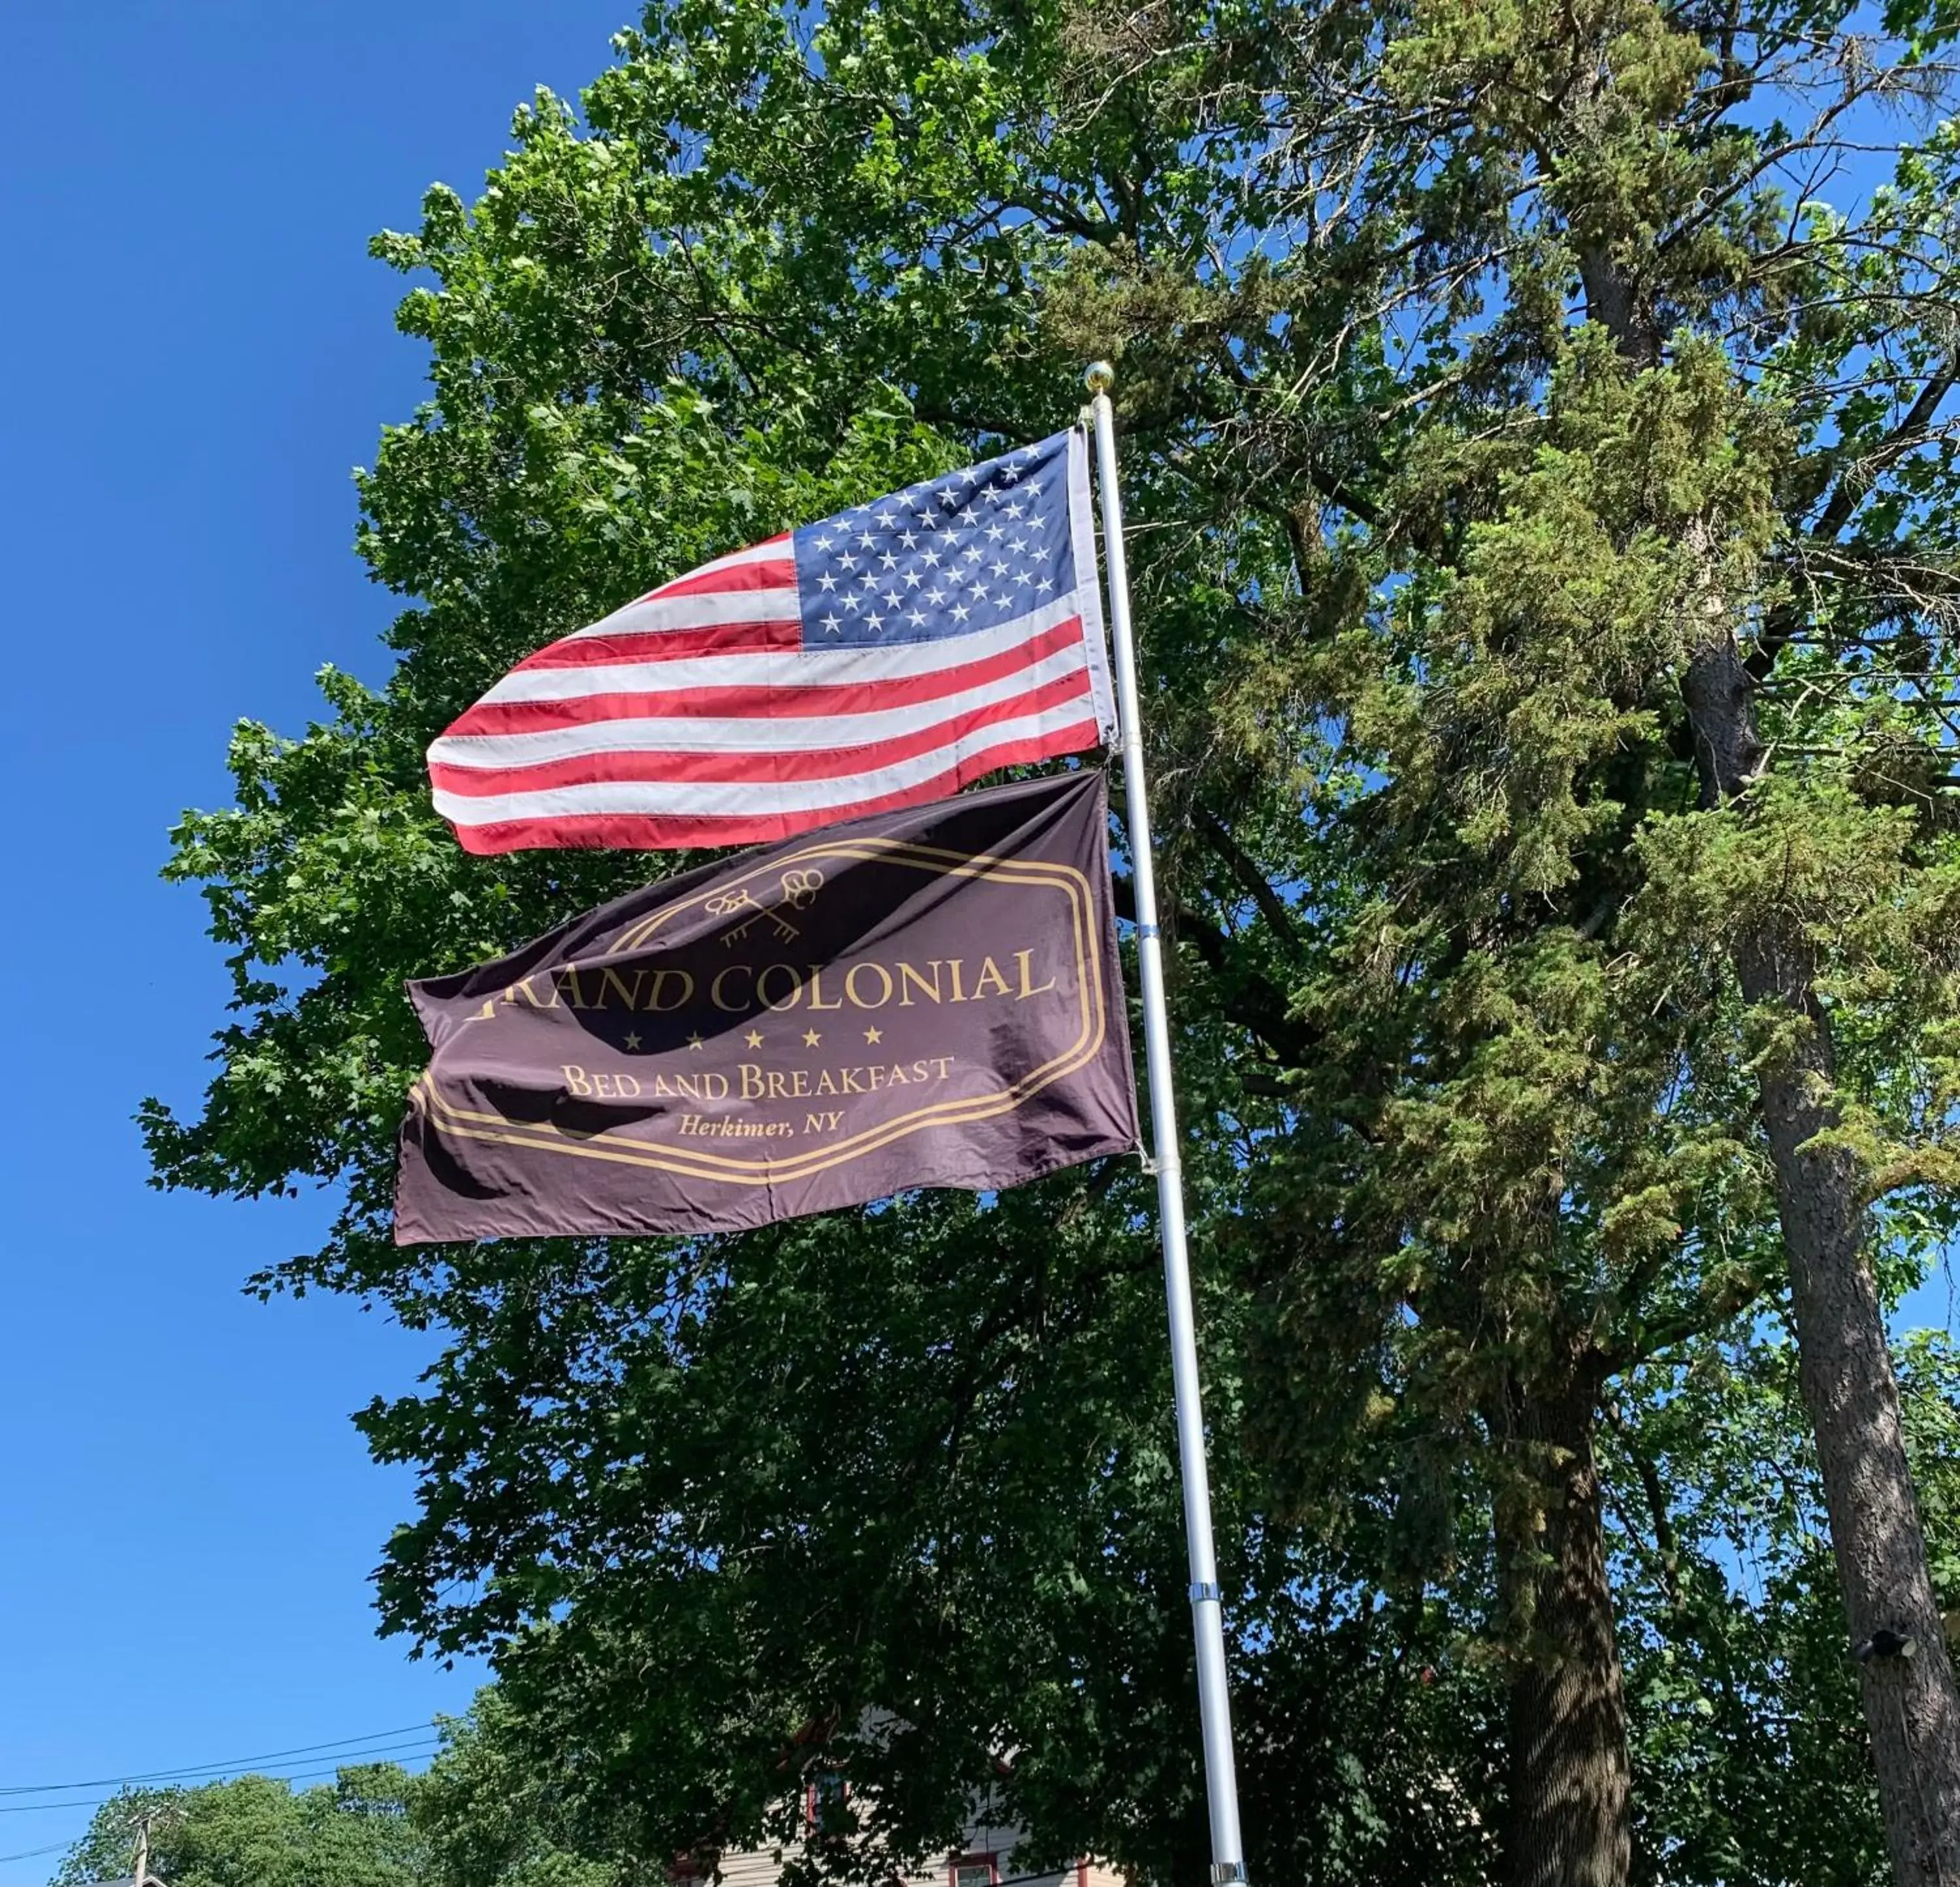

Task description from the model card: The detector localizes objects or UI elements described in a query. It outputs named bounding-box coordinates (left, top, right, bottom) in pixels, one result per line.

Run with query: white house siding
left=704, top=1825, right=1122, bottom=1887
left=710, top=1848, right=791, bottom=1887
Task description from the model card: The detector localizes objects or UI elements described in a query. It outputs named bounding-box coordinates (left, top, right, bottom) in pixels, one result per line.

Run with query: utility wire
left=0, top=1839, right=74, bottom=1866
left=0, top=1728, right=442, bottom=1797
left=0, top=1748, right=442, bottom=1814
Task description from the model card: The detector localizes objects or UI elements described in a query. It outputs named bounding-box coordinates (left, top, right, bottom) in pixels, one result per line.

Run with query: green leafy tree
left=358, top=1189, right=1509, bottom=1887
left=411, top=1699, right=612, bottom=1887
left=1610, top=1329, right=1960, bottom=1886
left=56, top=1769, right=423, bottom=1887
left=52, top=1746, right=607, bottom=1887
left=144, top=0, right=1960, bottom=1879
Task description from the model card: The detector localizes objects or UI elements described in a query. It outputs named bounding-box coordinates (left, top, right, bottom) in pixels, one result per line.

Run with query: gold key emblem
left=779, top=868, right=825, bottom=911
left=705, top=887, right=801, bottom=947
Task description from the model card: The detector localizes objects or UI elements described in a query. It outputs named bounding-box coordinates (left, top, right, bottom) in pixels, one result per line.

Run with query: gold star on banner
left=745, top=1028, right=764, bottom=1049
left=802, top=1028, right=822, bottom=1047
left=686, top=1032, right=704, bottom=1051
left=863, top=1025, right=883, bottom=1045
left=624, top=1031, right=643, bottom=1051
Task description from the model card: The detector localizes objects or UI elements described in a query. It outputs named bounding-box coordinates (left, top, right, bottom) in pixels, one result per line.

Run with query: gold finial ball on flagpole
left=1084, top=360, right=1116, bottom=395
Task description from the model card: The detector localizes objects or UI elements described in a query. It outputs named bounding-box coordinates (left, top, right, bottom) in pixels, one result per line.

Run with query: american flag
left=427, top=428, right=1117, bottom=853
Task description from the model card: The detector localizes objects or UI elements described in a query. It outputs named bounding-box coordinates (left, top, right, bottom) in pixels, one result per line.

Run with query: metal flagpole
left=1083, top=361, right=1249, bottom=1886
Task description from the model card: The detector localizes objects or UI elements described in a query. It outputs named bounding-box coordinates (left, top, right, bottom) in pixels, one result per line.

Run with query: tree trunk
left=1684, top=634, right=1960, bottom=1887
left=1496, top=1370, right=1633, bottom=1887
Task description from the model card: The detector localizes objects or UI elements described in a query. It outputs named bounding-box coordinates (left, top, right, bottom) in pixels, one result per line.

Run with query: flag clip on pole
left=1083, top=361, right=1249, bottom=1887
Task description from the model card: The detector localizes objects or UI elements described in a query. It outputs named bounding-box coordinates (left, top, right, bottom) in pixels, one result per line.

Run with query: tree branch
left=1109, top=873, right=1316, bottom=1066
left=1812, top=367, right=1957, bottom=544
left=1619, top=1270, right=1773, bottom=1368
left=1194, top=804, right=1304, bottom=949
left=1603, top=1402, right=1684, bottom=1613
left=1747, top=368, right=1957, bottom=681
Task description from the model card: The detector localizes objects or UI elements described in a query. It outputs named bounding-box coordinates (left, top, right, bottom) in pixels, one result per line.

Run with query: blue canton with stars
left=791, top=433, right=1077, bottom=648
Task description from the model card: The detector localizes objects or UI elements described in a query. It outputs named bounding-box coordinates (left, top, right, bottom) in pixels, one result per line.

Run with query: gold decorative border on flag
left=406, top=840, right=1104, bottom=1186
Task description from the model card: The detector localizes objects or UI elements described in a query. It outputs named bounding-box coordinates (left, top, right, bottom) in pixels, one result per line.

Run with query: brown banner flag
left=395, top=770, right=1137, bottom=1241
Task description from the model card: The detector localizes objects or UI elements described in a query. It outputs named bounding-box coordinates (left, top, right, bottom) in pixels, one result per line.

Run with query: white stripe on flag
left=431, top=644, right=1092, bottom=768
left=482, top=596, right=1086, bottom=704
left=561, top=585, right=802, bottom=639
left=625, top=535, right=791, bottom=593
left=433, top=701, right=1098, bottom=825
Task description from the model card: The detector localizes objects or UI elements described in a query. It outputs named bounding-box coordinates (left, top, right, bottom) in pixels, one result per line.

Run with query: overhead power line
left=0, top=1726, right=443, bottom=1798
left=0, top=1839, right=75, bottom=1866
left=0, top=1754, right=443, bottom=1817
left=0, top=1748, right=437, bottom=1811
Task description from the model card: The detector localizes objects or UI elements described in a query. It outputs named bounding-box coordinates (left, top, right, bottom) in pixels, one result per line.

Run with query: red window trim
left=949, top=1855, right=998, bottom=1887
left=805, top=1773, right=850, bottom=1835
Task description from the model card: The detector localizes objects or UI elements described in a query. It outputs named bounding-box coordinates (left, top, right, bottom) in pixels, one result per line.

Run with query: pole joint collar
left=1209, top=1864, right=1249, bottom=1883
left=1189, top=1581, right=1222, bottom=1604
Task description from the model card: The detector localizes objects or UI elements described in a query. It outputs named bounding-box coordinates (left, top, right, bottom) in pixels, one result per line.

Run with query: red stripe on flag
left=512, top=616, right=802, bottom=671
left=432, top=672, right=1095, bottom=795
left=448, top=620, right=1088, bottom=736
left=640, top=553, right=798, bottom=600
left=443, top=725, right=1106, bottom=853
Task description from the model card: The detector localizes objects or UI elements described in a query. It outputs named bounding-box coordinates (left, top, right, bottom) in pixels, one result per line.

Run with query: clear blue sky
left=1, top=8, right=1955, bottom=1884
left=0, top=5, right=629, bottom=1879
